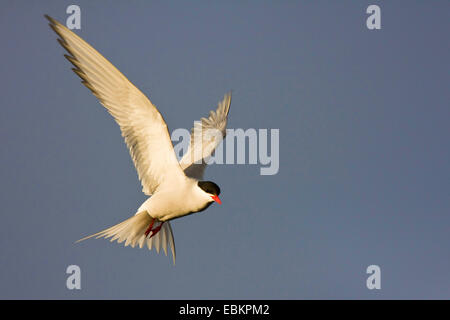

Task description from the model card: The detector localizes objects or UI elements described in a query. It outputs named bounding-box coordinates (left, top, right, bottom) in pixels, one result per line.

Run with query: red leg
left=144, top=219, right=155, bottom=237
left=149, top=222, right=164, bottom=239
left=144, top=220, right=164, bottom=239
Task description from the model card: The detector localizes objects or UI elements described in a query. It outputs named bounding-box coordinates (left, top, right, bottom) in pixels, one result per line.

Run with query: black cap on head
left=197, top=181, right=221, bottom=196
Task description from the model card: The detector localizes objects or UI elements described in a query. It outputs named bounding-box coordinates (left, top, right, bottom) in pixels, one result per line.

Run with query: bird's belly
left=163, top=201, right=212, bottom=221
left=140, top=192, right=209, bottom=221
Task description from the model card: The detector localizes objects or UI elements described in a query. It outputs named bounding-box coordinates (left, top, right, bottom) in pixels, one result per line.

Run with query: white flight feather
left=45, top=15, right=184, bottom=196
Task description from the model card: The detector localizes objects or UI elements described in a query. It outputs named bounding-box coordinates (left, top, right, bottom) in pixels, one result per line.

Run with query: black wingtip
left=44, top=14, right=54, bottom=24
left=226, top=91, right=232, bottom=115
left=226, top=90, right=233, bottom=102
left=44, top=14, right=62, bottom=29
left=44, top=14, right=58, bottom=32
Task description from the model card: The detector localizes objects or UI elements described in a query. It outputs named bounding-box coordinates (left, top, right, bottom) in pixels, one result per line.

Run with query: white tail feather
left=76, top=211, right=176, bottom=264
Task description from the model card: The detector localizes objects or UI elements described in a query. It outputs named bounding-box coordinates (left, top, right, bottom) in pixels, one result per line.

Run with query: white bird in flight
left=45, top=15, right=232, bottom=264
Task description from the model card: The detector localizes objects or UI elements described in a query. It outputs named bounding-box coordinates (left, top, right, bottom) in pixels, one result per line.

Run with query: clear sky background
left=0, top=1, right=449, bottom=299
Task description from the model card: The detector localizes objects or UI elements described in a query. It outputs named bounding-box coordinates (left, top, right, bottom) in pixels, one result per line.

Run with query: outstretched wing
left=179, top=93, right=232, bottom=180
left=46, top=15, right=185, bottom=195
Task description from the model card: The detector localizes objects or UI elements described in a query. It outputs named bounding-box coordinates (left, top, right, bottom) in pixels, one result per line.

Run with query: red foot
left=149, top=222, right=163, bottom=239
left=144, top=220, right=164, bottom=239
left=144, top=219, right=155, bottom=237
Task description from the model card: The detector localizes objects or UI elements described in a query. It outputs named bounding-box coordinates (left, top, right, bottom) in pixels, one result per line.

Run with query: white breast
left=136, top=178, right=211, bottom=221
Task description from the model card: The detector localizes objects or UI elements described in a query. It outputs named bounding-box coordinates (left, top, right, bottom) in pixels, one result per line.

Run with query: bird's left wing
left=179, top=93, right=232, bottom=180
left=45, top=15, right=185, bottom=195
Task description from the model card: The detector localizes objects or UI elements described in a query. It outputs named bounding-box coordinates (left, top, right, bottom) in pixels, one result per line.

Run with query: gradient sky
left=0, top=1, right=449, bottom=299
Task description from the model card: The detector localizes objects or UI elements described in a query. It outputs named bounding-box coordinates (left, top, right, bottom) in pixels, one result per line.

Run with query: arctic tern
left=45, top=15, right=232, bottom=264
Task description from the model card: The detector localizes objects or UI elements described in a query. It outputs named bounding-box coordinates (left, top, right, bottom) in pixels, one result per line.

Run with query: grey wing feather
left=179, top=92, right=232, bottom=180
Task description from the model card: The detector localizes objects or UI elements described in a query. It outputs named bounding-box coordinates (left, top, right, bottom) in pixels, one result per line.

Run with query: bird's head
left=197, top=181, right=221, bottom=204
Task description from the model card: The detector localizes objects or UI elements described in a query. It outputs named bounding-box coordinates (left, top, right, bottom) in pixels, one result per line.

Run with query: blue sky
left=0, top=1, right=449, bottom=299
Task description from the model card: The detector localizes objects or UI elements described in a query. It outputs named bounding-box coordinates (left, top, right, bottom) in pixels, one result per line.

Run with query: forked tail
left=76, top=211, right=176, bottom=264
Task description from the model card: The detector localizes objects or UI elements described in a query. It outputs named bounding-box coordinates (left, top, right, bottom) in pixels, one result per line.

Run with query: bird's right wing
left=46, top=15, right=185, bottom=195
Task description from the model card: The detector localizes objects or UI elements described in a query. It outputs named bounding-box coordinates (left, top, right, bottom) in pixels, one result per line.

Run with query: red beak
left=211, top=195, right=222, bottom=204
